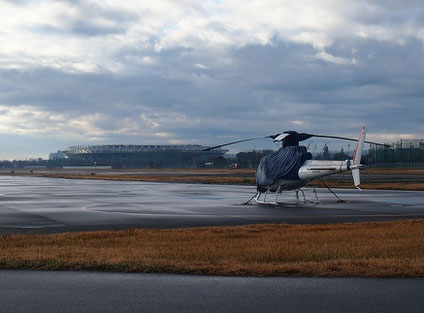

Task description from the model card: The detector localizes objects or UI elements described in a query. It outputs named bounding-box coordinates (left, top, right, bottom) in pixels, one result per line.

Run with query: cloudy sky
left=0, top=0, right=423, bottom=159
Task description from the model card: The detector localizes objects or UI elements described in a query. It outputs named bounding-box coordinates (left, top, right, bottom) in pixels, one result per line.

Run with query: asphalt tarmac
left=0, top=271, right=423, bottom=313
left=1, top=175, right=424, bottom=234
left=1, top=177, right=423, bottom=313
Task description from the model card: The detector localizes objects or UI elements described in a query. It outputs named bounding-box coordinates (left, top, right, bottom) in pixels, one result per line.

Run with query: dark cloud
left=70, top=20, right=125, bottom=36
left=2, top=34, right=424, bottom=151
left=1, top=1, right=424, bottom=158
left=32, top=21, right=126, bottom=37
left=26, top=1, right=137, bottom=37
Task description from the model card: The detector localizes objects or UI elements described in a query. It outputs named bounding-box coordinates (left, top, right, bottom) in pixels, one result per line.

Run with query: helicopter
left=204, top=127, right=389, bottom=204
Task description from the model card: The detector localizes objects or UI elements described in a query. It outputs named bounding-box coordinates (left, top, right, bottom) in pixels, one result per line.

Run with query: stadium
left=61, top=144, right=228, bottom=168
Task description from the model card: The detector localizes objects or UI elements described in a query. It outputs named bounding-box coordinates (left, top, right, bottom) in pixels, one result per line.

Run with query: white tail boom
left=351, top=126, right=367, bottom=190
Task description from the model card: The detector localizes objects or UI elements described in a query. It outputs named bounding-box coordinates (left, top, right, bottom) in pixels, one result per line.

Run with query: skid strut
left=317, top=178, right=345, bottom=202
left=250, top=186, right=319, bottom=205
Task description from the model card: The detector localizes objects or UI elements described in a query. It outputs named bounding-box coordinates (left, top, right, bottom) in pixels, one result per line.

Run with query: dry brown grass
left=361, top=168, right=424, bottom=175
left=1, top=220, right=424, bottom=277
left=312, top=181, right=424, bottom=191
left=37, top=170, right=424, bottom=190
left=4, top=167, right=424, bottom=189
left=38, top=173, right=256, bottom=185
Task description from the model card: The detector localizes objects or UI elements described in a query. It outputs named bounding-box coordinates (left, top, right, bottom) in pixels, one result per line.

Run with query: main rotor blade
left=203, top=136, right=272, bottom=151
left=311, top=134, right=390, bottom=147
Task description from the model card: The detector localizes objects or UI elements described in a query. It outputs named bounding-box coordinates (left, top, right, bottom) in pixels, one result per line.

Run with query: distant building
left=61, top=144, right=227, bottom=168
left=49, top=150, right=67, bottom=160
left=27, top=158, right=43, bottom=162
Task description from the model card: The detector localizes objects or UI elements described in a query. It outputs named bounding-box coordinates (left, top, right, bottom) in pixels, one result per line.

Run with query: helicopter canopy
left=255, top=146, right=312, bottom=192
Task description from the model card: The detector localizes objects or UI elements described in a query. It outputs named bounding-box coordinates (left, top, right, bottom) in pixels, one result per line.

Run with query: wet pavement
left=1, top=177, right=423, bottom=312
left=0, top=176, right=424, bottom=234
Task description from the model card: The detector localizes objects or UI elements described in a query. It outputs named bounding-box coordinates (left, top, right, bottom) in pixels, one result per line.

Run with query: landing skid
left=250, top=186, right=319, bottom=205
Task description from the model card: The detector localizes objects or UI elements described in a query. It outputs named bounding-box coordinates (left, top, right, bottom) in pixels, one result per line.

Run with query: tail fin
left=352, top=169, right=361, bottom=189
left=351, top=126, right=367, bottom=189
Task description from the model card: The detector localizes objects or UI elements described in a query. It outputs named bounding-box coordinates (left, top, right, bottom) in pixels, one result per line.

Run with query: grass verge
left=1, top=220, right=423, bottom=277
left=35, top=174, right=424, bottom=190
left=6, top=167, right=424, bottom=190
left=311, top=181, right=424, bottom=191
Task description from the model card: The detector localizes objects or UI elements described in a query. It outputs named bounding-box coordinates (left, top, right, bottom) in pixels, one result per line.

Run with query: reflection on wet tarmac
left=0, top=176, right=424, bottom=234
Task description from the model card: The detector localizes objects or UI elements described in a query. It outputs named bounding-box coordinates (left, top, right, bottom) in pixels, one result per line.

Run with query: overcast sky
left=0, top=0, right=423, bottom=159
